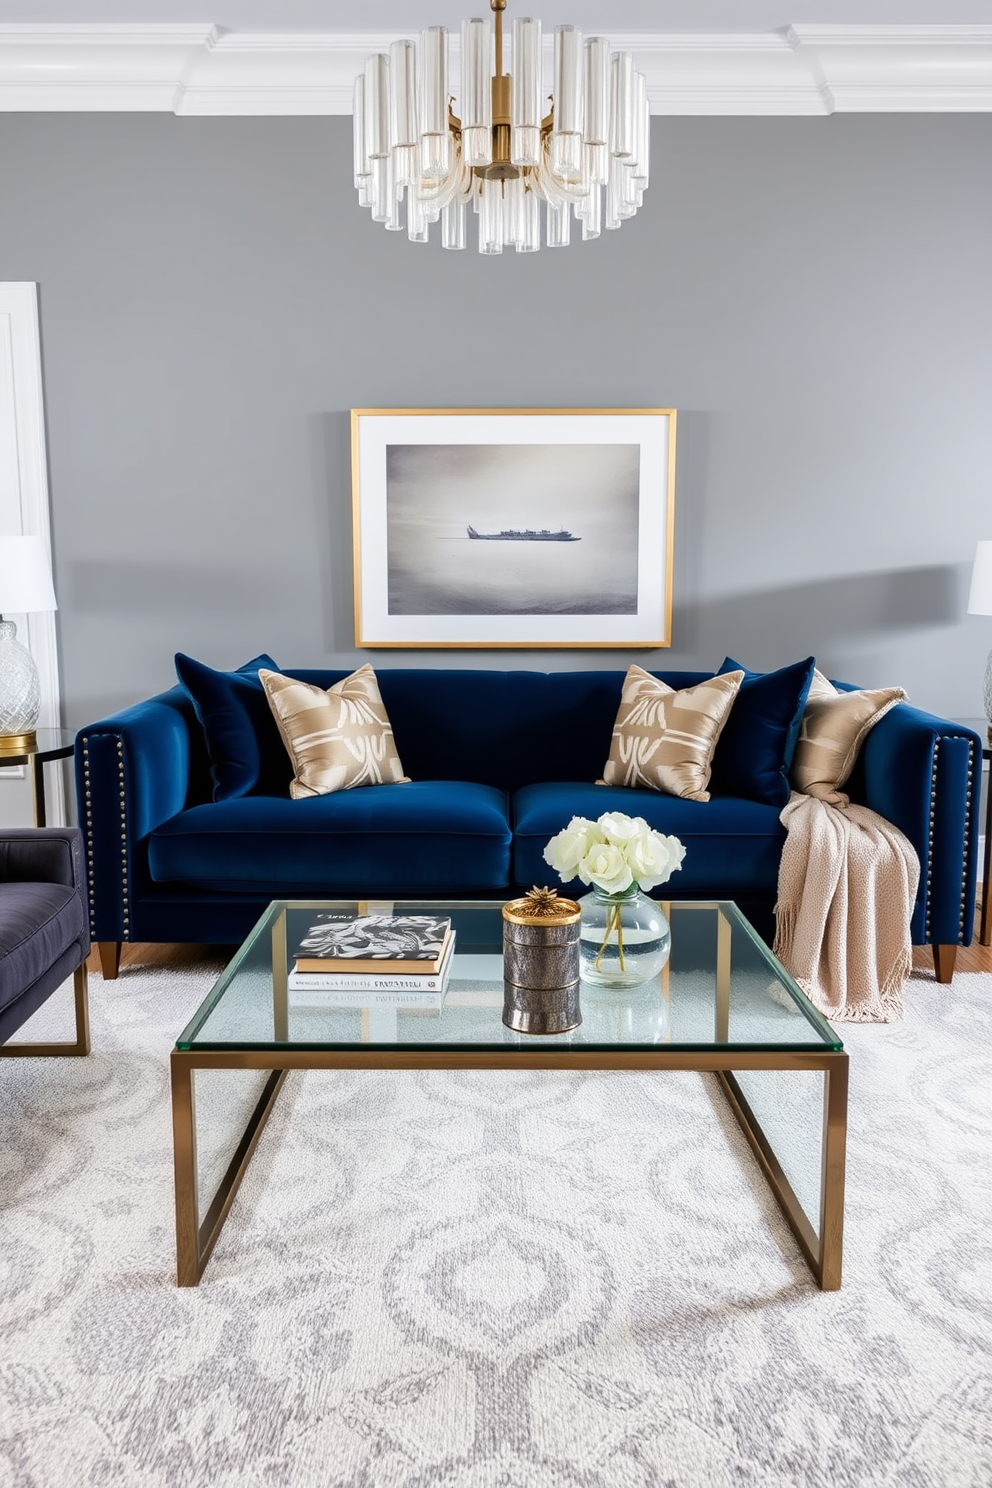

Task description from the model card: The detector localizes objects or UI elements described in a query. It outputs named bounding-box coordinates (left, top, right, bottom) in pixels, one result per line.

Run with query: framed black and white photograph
left=351, top=408, right=676, bottom=648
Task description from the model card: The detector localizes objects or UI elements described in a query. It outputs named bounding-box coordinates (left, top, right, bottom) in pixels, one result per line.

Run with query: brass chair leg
left=72, top=963, right=91, bottom=1054
left=0, top=962, right=90, bottom=1057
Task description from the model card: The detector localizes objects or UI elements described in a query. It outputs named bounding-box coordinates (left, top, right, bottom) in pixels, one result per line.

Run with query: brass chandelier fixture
left=353, top=0, right=651, bottom=253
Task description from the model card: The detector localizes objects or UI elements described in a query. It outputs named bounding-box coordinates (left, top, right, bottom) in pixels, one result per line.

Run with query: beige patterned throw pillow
left=790, top=668, right=906, bottom=807
left=259, top=665, right=410, bottom=798
left=600, top=664, right=744, bottom=802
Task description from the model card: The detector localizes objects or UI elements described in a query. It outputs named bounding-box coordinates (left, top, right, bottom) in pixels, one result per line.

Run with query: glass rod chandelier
left=352, top=0, right=651, bottom=253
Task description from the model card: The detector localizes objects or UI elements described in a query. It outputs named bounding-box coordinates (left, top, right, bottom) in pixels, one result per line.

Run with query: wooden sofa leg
left=99, top=941, right=122, bottom=980
left=932, top=944, right=957, bottom=983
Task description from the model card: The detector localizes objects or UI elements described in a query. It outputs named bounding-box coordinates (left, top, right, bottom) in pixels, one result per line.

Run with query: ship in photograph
left=466, top=525, right=580, bottom=542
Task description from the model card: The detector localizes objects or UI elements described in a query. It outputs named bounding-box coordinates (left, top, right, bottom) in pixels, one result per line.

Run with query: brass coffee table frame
left=171, top=902, right=848, bottom=1291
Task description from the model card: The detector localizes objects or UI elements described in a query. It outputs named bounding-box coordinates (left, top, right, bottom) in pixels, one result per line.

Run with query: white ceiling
left=0, top=1, right=990, bottom=33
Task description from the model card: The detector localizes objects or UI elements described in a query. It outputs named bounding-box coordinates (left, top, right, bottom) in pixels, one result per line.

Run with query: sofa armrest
left=853, top=705, right=981, bottom=947
left=0, top=826, right=86, bottom=891
left=75, top=687, right=198, bottom=943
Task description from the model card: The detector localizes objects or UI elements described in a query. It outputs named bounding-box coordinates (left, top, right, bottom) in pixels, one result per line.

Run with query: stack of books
left=287, top=912, right=455, bottom=1008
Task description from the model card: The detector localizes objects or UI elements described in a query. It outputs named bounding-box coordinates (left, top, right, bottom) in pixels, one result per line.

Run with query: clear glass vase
left=578, top=884, right=671, bottom=989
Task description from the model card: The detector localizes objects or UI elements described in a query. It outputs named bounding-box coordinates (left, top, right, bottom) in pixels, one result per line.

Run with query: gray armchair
left=0, top=826, right=90, bottom=1057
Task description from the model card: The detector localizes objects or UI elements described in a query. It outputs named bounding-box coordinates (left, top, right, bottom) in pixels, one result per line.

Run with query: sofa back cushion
left=176, top=666, right=715, bottom=799
left=288, top=669, right=712, bottom=792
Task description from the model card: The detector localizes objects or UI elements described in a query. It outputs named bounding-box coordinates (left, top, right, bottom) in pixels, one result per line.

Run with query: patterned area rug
left=2, top=964, right=991, bottom=1488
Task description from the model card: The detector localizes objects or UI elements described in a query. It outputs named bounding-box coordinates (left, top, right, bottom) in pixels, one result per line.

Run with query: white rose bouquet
left=543, top=812, right=685, bottom=975
left=543, top=811, right=685, bottom=895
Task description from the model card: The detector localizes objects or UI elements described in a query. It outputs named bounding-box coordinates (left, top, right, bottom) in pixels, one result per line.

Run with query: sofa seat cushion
left=512, top=783, right=786, bottom=896
left=0, top=881, right=87, bottom=1013
left=148, top=782, right=512, bottom=894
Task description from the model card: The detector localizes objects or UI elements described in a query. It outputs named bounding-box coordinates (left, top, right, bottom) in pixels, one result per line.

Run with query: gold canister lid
left=502, top=886, right=581, bottom=927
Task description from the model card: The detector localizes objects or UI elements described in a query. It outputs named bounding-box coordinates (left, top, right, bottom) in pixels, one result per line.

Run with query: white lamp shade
left=967, top=540, right=992, bottom=616
left=0, top=535, right=58, bottom=613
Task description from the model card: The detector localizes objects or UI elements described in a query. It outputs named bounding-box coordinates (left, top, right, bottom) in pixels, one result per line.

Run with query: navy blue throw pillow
left=709, top=655, right=816, bottom=807
left=175, top=652, right=290, bottom=801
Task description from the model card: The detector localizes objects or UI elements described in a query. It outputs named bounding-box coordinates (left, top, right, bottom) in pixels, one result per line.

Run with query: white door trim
left=0, top=282, right=65, bottom=824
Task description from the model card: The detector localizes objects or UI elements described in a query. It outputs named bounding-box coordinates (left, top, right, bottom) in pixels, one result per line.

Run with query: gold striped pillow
left=259, top=665, right=410, bottom=799
left=600, top=664, right=744, bottom=802
left=790, top=668, right=906, bottom=807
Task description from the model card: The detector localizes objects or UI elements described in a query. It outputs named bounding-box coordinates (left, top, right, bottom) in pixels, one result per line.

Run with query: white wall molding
left=0, top=23, right=990, bottom=116
left=0, top=284, right=64, bottom=825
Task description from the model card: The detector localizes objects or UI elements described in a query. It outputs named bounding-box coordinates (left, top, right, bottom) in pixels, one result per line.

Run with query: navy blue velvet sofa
left=75, top=668, right=981, bottom=985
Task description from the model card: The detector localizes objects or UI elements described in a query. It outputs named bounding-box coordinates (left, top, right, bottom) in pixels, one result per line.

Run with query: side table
left=953, top=717, right=991, bottom=946
left=0, top=728, right=76, bottom=827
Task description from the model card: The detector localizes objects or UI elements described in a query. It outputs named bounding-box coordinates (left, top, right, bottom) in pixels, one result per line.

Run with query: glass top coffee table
left=171, top=899, right=848, bottom=1289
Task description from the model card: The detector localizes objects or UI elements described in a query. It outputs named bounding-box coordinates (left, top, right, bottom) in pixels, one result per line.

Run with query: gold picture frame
left=351, top=407, right=676, bottom=649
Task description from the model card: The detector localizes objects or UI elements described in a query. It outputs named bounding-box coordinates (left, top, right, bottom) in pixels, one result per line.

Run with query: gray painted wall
left=0, top=112, right=990, bottom=744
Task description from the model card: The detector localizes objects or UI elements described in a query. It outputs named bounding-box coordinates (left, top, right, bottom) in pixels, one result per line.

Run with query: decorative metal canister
left=502, top=887, right=582, bottom=1035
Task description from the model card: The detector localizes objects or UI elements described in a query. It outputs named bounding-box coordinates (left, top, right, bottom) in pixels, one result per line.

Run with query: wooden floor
left=88, top=915, right=992, bottom=977
left=85, top=942, right=235, bottom=974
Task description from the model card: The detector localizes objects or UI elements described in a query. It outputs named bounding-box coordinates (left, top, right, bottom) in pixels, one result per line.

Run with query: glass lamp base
left=0, top=619, right=41, bottom=738
left=984, top=647, right=992, bottom=744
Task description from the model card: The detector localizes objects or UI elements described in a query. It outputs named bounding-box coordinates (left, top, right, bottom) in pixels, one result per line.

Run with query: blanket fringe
left=795, top=945, right=911, bottom=1023
left=772, top=901, right=797, bottom=964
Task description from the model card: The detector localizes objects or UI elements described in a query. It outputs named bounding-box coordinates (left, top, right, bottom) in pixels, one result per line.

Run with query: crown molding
left=789, top=24, right=992, bottom=112
left=0, top=24, right=220, bottom=112
left=0, top=23, right=989, bottom=116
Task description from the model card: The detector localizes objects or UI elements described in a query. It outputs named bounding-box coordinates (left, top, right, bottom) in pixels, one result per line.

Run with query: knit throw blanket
left=773, top=792, right=921, bottom=1023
